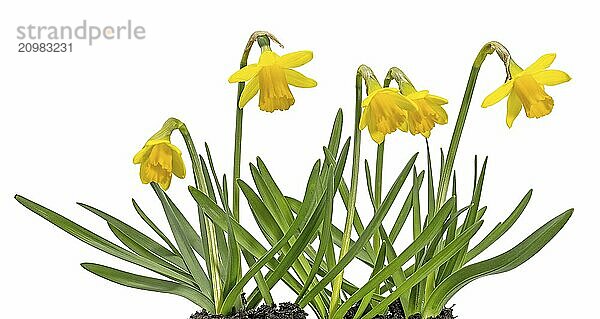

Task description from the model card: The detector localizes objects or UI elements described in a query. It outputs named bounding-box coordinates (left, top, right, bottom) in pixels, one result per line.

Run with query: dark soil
left=343, top=299, right=455, bottom=319
left=189, top=302, right=307, bottom=319
left=189, top=299, right=454, bottom=319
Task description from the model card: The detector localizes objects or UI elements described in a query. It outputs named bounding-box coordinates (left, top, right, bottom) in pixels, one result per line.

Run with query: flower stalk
left=435, top=41, right=511, bottom=212
left=177, top=122, right=223, bottom=309
left=330, top=65, right=379, bottom=313
left=233, top=31, right=284, bottom=222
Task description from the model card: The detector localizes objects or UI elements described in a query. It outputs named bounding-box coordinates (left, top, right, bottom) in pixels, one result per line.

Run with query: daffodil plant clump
left=15, top=32, right=572, bottom=319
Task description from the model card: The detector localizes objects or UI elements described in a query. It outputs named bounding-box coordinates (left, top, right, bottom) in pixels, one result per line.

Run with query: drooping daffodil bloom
left=400, top=81, right=449, bottom=138
left=228, top=49, right=317, bottom=112
left=360, top=80, right=418, bottom=144
left=133, top=119, right=186, bottom=190
left=482, top=53, right=571, bottom=127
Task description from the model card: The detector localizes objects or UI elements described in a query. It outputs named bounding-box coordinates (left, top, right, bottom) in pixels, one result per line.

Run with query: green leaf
left=327, top=108, right=344, bottom=157
left=108, top=224, right=187, bottom=275
left=333, top=200, right=478, bottom=319
left=150, top=184, right=212, bottom=297
left=14, top=195, right=198, bottom=288
left=239, top=178, right=283, bottom=244
left=188, top=185, right=316, bottom=299
left=426, top=140, right=435, bottom=222
left=423, top=210, right=573, bottom=317
left=389, top=171, right=424, bottom=244
left=132, top=199, right=181, bottom=256
left=365, top=159, right=376, bottom=207
left=464, top=190, right=532, bottom=263
left=355, top=244, right=387, bottom=319
left=452, top=157, right=487, bottom=270
left=361, top=221, right=484, bottom=319
left=81, top=263, right=213, bottom=312
left=220, top=162, right=326, bottom=314
left=298, top=153, right=418, bottom=308
left=204, top=143, right=229, bottom=212
left=77, top=203, right=186, bottom=270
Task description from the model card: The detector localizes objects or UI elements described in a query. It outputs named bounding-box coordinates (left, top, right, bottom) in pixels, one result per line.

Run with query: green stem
left=373, top=142, right=384, bottom=253
left=330, top=66, right=367, bottom=315
left=231, top=32, right=281, bottom=310
left=178, top=123, right=222, bottom=309
left=232, top=32, right=282, bottom=222
left=232, top=103, right=244, bottom=222
left=435, top=41, right=511, bottom=211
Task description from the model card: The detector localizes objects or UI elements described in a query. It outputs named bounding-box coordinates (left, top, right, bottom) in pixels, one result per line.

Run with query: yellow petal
left=391, top=93, right=418, bottom=112
left=168, top=146, right=186, bottom=179
left=285, top=69, right=317, bottom=88
left=369, top=128, right=386, bottom=144
left=359, top=107, right=369, bottom=130
left=139, top=166, right=151, bottom=184
left=425, top=94, right=448, bottom=106
left=409, top=90, right=429, bottom=99
left=133, top=145, right=151, bottom=164
left=525, top=53, right=556, bottom=73
left=532, top=70, right=571, bottom=86
left=482, top=81, right=514, bottom=108
left=228, top=64, right=260, bottom=83
left=278, top=50, right=313, bottom=69
left=239, top=77, right=259, bottom=108
left=258, top=51, right=279, bottom=66
left=362, top=93, right=376, bottom=107
left=421, top=130, right=431, bottom=138
left=159, top=175, right=173, bottom=190
left=506, top=92, right=522, bottom=128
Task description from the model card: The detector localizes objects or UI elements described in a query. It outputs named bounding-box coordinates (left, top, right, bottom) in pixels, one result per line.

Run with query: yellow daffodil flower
left=401, top=83, right=449, bottom=138
left=133, top=120, right=186, bottom=190
left=360, top=82, right=418, bottom=144
left=482, top=53, right=571, bottom=127
left=228, top=49, right=317, bottom=112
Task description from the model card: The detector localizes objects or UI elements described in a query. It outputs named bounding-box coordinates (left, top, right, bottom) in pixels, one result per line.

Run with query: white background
left=1, top=0, right=598, bottom=318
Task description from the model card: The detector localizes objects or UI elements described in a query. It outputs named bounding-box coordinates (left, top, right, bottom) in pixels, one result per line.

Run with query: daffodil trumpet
left=482, top=53, right=571, bottom=127
left=384, top=67, right=449, bottom=138
left=132, top=118, right=186, bottom=190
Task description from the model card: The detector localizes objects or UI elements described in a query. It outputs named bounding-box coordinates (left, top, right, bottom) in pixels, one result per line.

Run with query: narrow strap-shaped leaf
left=285, top=196, right=372, bottom=266
left=81, top=263, right=214, bottom=312
left=333, top=203, right=477, bottom=319
left=412, top=168, right=423, bottom=240
left=189, top=186, right=331, bottom=300
left=365, top=159, right=376, bottom=207
left=298, top=153, right=418, bottom=308
left=423, top=210, right=573, bottom=317
left=327, top=108, right=344, bottom=157
left=78, top=203, right=186, bottom=270
left=132, top=199, right=181, bottom=256
left=359, top=221, right=484, bottom=319
left=199, top=155, right=217, bottom=202
left=204, top=143, right=229, bottom=212
left=220, top=167, right=326, bottom=314
left=151, top=184, right=212, bottom=297
left=354, top=245, right=387, bottom=319
left=14, top=195, right=198, bottom=287
left=453, top=157, right=487, bottom=270
left=322, top=147, right=376, bottom=262
left=256, top=157, right=295, bottom=228
left=200, top=155, right=229, bottom=280
left=426, top=140, right=435, bottom=222
left=239, top=179, right=283, bottom=244
left=389, top=171, right=424, bottom=243
left=109, top=224, right=189, bottom=275
left=464, top=190, right=532, bottom=263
